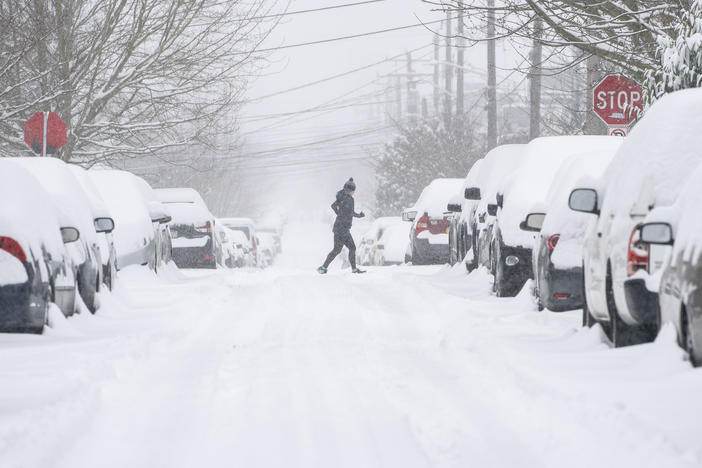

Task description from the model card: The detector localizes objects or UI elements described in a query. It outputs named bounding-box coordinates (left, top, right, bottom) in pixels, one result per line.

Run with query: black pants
left=322, top=229, right=356, bottom=269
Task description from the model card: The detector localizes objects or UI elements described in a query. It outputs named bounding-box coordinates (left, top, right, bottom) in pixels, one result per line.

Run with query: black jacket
left=331, top=189, right=362, bottom=232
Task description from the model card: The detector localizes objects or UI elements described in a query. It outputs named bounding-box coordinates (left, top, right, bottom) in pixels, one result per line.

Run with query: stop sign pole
left=593, top=74, right=643, bottom=137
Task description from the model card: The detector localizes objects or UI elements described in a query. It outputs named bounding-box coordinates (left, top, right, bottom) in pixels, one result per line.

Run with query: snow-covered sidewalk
left=0, top=226, right=701, bottom=468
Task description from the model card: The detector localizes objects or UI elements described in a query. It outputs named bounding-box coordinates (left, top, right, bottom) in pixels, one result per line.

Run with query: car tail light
left=547, top=234, right=560, bottom=251
left=204, top=253, right=213, bottom=260
left=415, top=215, right=430, bottom=235
left=0, top=237, right=27, bottom=262
left=196, top=221, right=212, bottom=234
left=627, top=225, right=649, bottom=276
left=553, top=293, right=570, bottom=300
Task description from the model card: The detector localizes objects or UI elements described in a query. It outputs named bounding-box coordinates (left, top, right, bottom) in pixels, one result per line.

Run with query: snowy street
left=1, top=224, right=701, bottom=468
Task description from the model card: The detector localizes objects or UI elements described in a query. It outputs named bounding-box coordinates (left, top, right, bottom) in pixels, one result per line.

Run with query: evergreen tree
left=375, top=118, right=482, bottom=216
left=646, top=1, right=702, bottom=101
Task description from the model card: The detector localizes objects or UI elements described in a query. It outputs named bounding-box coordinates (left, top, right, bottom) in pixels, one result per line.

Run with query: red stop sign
left=593, top=75, right=643, bottom=127
left=24, top=112, right=67, bottom=155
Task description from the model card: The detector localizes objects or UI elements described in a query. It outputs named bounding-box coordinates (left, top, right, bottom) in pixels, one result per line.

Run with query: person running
left=318, top=178, right=366, bottom=274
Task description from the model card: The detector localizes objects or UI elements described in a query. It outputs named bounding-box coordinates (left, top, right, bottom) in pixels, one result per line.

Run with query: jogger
left=322, top=230, right=357, bottom=270
left=318, top=177, right=366, bottom=274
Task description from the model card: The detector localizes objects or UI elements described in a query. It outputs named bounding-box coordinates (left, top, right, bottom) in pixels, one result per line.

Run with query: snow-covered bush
left=646, top=1, right=702, bottom=101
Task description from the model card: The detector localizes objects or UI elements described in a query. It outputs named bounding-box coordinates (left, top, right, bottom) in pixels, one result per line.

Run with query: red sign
left=24, top=112, right=67, bottom=155
left=593, top=75, right=643, bottom=127
left=608, top=127, right=628, bottom=137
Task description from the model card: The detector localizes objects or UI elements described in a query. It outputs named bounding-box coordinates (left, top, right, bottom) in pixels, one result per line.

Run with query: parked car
left=529, top=145, right=620, bottom=312
left=373, top=221, right=411, bottom=265
left=11, top=158, right=108, bottom=313
left=215, top=223, right=237, bottom=268
left=0, top=161, right=80, bottom=332
left=358, top=217, right=402, bottom=266
left=447, top=159, right=483, bottom=267
left=403, top=178, right=464, bottom=265
left=467, top=144, right=526, bottom=273
left=229, top=229, right=254, bottom=267
left=90, top=170, right=170, bottom=272
left=493, top=136, right=619, bottom=297
left=571, top=89, right=702, bottom=347
left=132, top=177, right=173, bottom=272
left=220, top=218, right=258, bottom=266
left=156, top=188, right=216, bottom=269
left=69, top=165, right=118, bottom=290
left=257, top=231, right=279, bottom=267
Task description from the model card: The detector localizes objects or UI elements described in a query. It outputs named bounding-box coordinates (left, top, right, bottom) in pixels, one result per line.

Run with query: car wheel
left=606, top=263, right=646, bottom=347
left=682, top=306, right=699, bottom=367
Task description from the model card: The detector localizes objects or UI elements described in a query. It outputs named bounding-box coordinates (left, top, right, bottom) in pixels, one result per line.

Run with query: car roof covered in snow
left=89, top=169, right=154, bottom=257
left=10, top=157, right=99, bottom=246
left=68, top=165, right=112, bottom=220
left=476, top=144, right=527, bottom=215
left=219, top=217, right=255, bottom=228
left=408, top=178, right=465, bottom=218
left=541, top=146, right=621, bottom=237
left=499, top=136, right=622, bottom=247
left=155, top=188, right=213, bottom=225
left=598, top=88, right=702, bottom=220
left=0, top=160, right=67, bottom=261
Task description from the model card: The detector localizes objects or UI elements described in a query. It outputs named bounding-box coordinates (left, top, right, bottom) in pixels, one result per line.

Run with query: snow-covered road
left=2, top=224, right=702, bottom=468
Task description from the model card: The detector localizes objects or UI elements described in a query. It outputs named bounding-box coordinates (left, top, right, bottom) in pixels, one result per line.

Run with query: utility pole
left=583, top=55, right=607, bottom=134
left=529, top=17, right=543, bottom=140
left=407, top=52, right=417, bottom=121
left=456, top=13, right=465, bottom=117
left=444, top=11, right=453, bottom=129
left=487, top=0, right=497, bottom=151
left=396, top=75, right=402, bottom=121
left=434, top=36, right=440, bottom=116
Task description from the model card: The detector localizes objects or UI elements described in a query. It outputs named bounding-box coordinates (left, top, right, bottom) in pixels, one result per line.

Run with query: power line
left=241, top=17, right=450, bottom=56
left=246, top=43, right=433, bottom=103
left=246, top=0, right=387, bottom=21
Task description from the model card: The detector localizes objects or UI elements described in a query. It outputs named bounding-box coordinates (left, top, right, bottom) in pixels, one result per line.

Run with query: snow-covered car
left=357, top=217, right=402, bottom=266
left=90, top=170, right=168, bottom=272
left=219, top=218, right=258, bottom=266
left=11, top=157, right=107, bottom=313
left=447, top=159, right=483, bottom=267
left=132, top=177, right=173, bottom=272
left=257, top=231, right=278, bottom=267
left=470, top=145, right=527, bottom=274
left=228, top=229, right=253, bottom=267
left=0, top=161, right=80, bottom=332
left=493, top=136, right=620, bottom=297
left=529, top=145, right=620, bottom=312
left=68, top=165, right=118, bottom=290
left=570, top=89, right=702, bottom=347
left=403, top=178, right=464, bottom=265
left=214, top=223, right=237, bottom=268
left=373, top=221, right=411, bottom=265
left=639, top=161, right=702, bottom=365
left=156, top=188, right=216, bottom=269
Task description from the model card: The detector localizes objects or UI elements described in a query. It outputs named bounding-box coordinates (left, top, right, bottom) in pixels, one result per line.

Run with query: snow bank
left=500, top=136, right=622, bottom=248
left=408, top=178, right=464, bottom=218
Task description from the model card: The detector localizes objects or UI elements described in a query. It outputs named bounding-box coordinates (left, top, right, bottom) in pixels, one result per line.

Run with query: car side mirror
left=464, top=187, right=481, bottom=200
left=447, top=203, right=462, bottom=213
left=402, top=211, right=417, bottom=222
left=148, top=201, right=172, bottom=224
left=94, top=217, right=115, bottom=233
left=496, top=193, right=504, bottom=209
left=60, top=227, right=80, bottom=244
left=487, top=204, right=498, bottom=216
left=520, top=212, right=546, bottom=232
left=640, top=222, right=674, bottom=245
left=569, top=188, right=599, bottom=215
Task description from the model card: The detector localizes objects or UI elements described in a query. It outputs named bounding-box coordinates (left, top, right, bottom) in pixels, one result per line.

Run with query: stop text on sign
left=592, top=74, right=643, bottom=127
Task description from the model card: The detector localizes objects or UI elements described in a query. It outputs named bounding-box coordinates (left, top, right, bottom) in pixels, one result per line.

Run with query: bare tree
left=0, top=0, right=276, bottom=165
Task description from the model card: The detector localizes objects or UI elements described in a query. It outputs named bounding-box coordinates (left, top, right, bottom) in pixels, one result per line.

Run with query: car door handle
left=597, top=232, right=603, bottom=238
